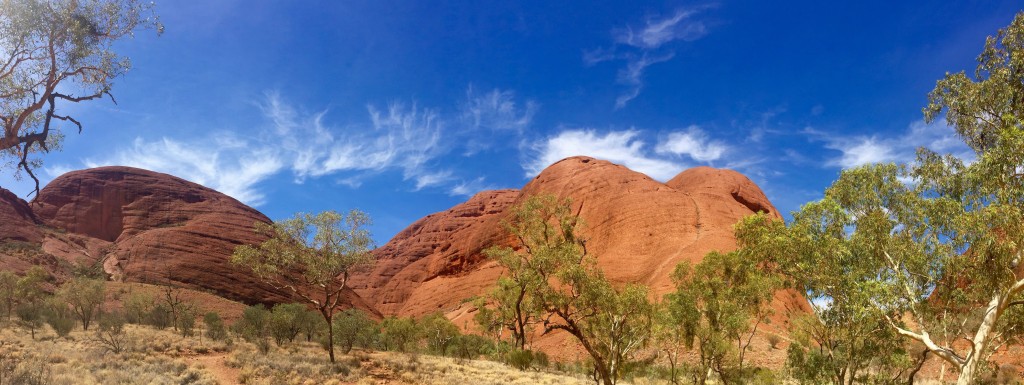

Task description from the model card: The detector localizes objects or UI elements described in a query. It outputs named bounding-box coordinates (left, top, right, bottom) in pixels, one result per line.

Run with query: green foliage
left=57, top=277, right=106, bottom=331
left=122, top=291, right=154, bottom=324
left=380, top=316, right=420, bottom=353
left=731, top=14, right=1024, bottom=385
left=660, top=250, right=779, bottom=385
left=203, top=312, right=227, bottom=341
left=15, top=267, right=47, bottom=306
left=232, top=209, right=375, bottom=362
left=15, top=302, right=43, bottom=339
left=0, top=271, right=16, bottom=321
left=332, top=308, right=377, bottom=354
left=235, top=305, right=272, bottom=354
left=44, top=298, right=75, bottom=338
left=95, top=310, right=129, bottom=354
left=482, top=195, right=654, bottom=385
left=177, top=304, right=197, bottom=337
left=0, top=0, right=161, bottom=190
left=450, top=333, right=493, bottom=361
left=269, top=303, right=305, bottom=346
left=419, top=312, right=460, bottom=356
left=145, top=302, right=172, bottom=329
left=296, top=306, right=321, bottom=342
left=505, top=348, right=539, bottom=370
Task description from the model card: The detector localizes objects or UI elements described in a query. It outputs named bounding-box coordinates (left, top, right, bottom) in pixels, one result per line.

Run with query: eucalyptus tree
left=232, top=210, right=375, bottom=362
left=482, top=194, right=654, bottom=385
left=0, top=0, right=161, bottom=193
left=737, top=13, right=1024, bottom=384
left=661, top=250, right=779, bottom=385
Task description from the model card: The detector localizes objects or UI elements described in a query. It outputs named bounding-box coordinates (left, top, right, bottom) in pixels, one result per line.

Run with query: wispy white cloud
left=614, top=52, right=675, bottom=108
left=655, top=125, right=728, bottom=162
left=462, top=87, right=537, bottom=133
left=254, top=94, right=453, bottom=194
left=69, top=89, right=530, bottom=205
left=818, top=120, right=973, bottom=168
left=526, top=129, right=684, bottom=181
left=460, top=86, right=538, bottom=155
left=586, top=7, right=713, bottom=108
left=449, top=177, right=496, bottom=197
left=83, top=136, right=284, bottom=206
left=613, top=9, right=709, bottom=49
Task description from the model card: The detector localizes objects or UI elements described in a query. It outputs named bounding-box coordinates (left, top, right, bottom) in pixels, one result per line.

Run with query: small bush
left=204, top=312, right=227, bottom=341
left=44, top=303, right=75, bottom=338
left=451, top=334, right=493, bottom=361
left=96, top=311, right=130, bottom=354
left=146, top=303, right=173, bottom=329
left=506, top=349, right=534, bottom=370
left=123, top=291, right=154, bottom=324
left=767, top=333, right=782, bottom=349
left=15, top=303, right=44, bottom=339
left=178, top=306, right=197, bottom=337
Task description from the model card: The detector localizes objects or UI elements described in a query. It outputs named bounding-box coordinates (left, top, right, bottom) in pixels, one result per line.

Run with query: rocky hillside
left=349, top=156, right=810, bottom=336
left=0, top=166, right=375, bottom=313
left=1, top=158, right=807, bottom=340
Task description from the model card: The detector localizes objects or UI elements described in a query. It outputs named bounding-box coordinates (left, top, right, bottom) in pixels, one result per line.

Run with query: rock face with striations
left=16, top=166, right=375, bottom=312
left=0, top=187, right=41, bottom=243
left=351, top=156, right=810, bottom=340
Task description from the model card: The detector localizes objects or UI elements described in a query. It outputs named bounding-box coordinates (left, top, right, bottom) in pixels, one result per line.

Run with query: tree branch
left=884, top=314, right=965, bottom=367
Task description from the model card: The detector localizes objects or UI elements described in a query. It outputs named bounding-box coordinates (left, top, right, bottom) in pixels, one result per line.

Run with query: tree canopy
left=738, top=12, right=1024, bottom=385
left=480, top=195, right=654, bottom=385
left=0, top=0, right=161, bottom=194
left=232, top=209, right=375, bottom=362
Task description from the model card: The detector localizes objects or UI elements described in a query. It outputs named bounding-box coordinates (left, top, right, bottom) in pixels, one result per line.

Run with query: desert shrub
left=178, top=304, right=198, bottom=337
left=297, top=307, right=321, bottom=342
left=43, top=300, right=75, bottom=338
left=451, top=334, right=493, bottom=361
left=419, top=312, right=460, bottom=356
left=122, top=291, right=154, bottom=324
left=506, top=348, right=535, bottom=370
left=269, top=303, right=305, bottom=345
left=0, top=271, right=16, bottom=322
left=96, top=311, right=130, bottom=354
left=57, top=277, right=106, bottom=331
left=203, top=312, right=227, bottom=341
left=15, top=303, right=43, bottom=339
left=767, top=333, right=783, bottom=349
left=235, top=304, right=272, bottom=354
left=380, top=316, right=420, bottom=353
left=5, top=352, right=52, bottom=385
left=146, top=302, right=173, bottom=329
left=333, top=308, right=377, bottom=354
left=533, top=350, right=549, bottom=368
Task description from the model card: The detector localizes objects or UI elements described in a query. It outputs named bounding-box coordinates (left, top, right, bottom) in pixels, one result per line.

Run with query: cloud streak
left=587, top=7, right=712, bottom=108
left=71, top=89, right=537, bottom=205
left=525, top=126, right=734, bottom=182
left=655, top=125, right=729, bottom=162
left=818, top=120, right=974, bottom=168
left=84, top=135, right=283, bottom=205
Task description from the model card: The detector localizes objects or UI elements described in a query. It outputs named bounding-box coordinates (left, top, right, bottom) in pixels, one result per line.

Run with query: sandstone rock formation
left=0, top=187, right=41, bottom=243
left=351, top=156, right=810, bottom=334
left=2, top=158, right=805, bottom=338
left=1, top=166, right=376, bottom=314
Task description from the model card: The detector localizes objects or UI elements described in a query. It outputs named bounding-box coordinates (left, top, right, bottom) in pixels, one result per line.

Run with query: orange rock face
left=350, top=189, right=518, bottom=316
left=352, top=156, right=810, bottom=337
left=27, top=166, right=292, bottom=304
left=0, top=166, right=378, bottom=313
left=0, top=187, right=41, bottom=243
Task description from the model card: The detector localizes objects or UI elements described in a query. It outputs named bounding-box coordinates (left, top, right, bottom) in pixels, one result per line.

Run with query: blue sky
left=1, top=1, right=1019, bottom=244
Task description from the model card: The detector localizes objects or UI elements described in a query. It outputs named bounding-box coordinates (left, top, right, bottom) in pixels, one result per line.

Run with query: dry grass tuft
left=0, top=322, right=223, bottom=385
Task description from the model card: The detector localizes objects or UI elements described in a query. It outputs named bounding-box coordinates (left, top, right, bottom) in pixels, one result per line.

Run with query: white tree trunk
left=955, top=291, right=1004, bottom=385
